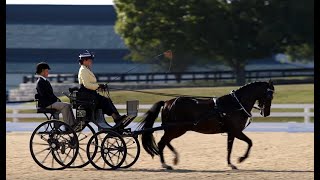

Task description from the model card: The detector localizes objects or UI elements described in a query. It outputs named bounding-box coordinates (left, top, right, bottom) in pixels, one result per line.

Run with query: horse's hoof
left=229, top=164, right=238, bottom=170
left=166, top=166, right=173, bottom=170
left=162, top=164, right=173, bottom=170
left=173, top=158, right=179, bottom=165
left=238, top=156, right=246, bottom=163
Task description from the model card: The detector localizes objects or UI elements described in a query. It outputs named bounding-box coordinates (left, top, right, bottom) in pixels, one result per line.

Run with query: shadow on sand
left=77, top=167, right=313, bottom=174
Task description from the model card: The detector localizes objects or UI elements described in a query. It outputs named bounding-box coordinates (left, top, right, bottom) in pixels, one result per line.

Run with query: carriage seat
left=68, top=87, right=96, bottom=109
left=36, top=107, right=58, bottom=114
left=34, top=94, right=59, bottom=120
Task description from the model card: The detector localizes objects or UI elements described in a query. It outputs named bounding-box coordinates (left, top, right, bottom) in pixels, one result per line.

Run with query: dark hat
left=79, top=50, right=95, bottom=61
left=35, top=62, right=50, bottom=74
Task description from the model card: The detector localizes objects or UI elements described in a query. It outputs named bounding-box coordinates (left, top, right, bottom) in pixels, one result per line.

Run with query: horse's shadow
left=80, top=168, right=313, bottom=174
left=120, top=168, right=313, bottom=173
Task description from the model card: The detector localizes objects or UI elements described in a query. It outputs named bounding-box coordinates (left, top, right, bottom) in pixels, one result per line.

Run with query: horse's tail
left=138, top=101, right=165, bottom=158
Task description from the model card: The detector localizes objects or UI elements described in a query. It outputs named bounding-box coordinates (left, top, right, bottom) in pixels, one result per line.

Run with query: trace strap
left=230, top=90, right=252, bottom=129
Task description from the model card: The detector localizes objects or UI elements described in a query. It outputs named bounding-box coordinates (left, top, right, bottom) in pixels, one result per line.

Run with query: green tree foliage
left=279, top=0, right=314, bottom=61
left=114, top=0, right=314, bottom=85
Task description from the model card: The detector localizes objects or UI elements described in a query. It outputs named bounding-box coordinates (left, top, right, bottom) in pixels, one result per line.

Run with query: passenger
left=77, top=50, right=127, bottom=127
left=35, top=62, right=77, bottom=127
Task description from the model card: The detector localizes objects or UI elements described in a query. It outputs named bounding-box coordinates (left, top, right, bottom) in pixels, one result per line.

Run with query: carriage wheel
left=69, top=122, right=96, bottom=168
left=29, top=120, right=79, bottom=170
left=120, top=135, right=140, bottom=168
left=86, top=130, right=127, bottom=170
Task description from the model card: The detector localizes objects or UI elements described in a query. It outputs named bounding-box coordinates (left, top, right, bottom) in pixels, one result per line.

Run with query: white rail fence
left=6, top=104, right=314, bottom=123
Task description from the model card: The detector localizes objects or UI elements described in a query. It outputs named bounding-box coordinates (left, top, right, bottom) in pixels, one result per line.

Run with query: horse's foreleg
left=158, top=137, right=173, bottom=170
left=167, top=142, right=179, bottom=165
left=234, top=132, right=252, bottom=163
left=227, top=133, right=238, bottom=170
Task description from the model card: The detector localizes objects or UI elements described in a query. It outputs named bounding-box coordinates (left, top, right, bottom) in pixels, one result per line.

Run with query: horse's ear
left=268, top=79, right=273, bottom=86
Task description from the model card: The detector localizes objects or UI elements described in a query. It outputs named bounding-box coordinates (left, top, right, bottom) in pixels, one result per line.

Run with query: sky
left=6, top=0, right=114, bottom=5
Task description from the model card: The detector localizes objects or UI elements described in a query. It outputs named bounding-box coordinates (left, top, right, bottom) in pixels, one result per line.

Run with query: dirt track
left=6, top=132, right=314, bottom=180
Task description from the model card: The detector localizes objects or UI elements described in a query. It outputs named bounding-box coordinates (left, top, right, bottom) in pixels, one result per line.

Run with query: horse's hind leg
left=158, top=135, right=172, bottom=170
left=227, top=133, right=238, bottom=170
left=234, top=132, right=253, bottom=163
left=158, top=131, right=185, bottom=170
left=167, top=142, right=179, bottom=165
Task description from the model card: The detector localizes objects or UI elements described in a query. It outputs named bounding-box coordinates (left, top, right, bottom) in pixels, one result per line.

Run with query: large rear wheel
left=121, top=135, right=140, bottom=168
left=69, top=122, right=95, bottom=168
left=29, top=120, right=79, bottom=170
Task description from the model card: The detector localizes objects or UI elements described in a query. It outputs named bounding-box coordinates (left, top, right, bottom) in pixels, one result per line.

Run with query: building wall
left=6, top=5, right=130, bottom=65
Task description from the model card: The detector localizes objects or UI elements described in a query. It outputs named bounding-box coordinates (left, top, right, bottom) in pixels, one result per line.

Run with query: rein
left=230, top=90, right=253, bottom=129
left=109, top=87, right=216, bottom=98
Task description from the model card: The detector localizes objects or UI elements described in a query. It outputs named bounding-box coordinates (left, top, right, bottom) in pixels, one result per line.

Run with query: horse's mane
left=236, top=81, right=268, bottom=92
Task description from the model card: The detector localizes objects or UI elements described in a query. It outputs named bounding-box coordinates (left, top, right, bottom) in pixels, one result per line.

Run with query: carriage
left=30, top=80, right=275, bottom=170
left=29, top=86, right=141, bottom=170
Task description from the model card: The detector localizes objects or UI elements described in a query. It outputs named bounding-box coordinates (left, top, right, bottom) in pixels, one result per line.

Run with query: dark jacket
left=36, top=77, right=59, bottom=108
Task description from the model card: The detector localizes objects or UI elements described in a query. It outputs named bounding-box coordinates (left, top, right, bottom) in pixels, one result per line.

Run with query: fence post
left=304, top=107, right=310, bottom=124
left=13, top=109, right=19, bottom=122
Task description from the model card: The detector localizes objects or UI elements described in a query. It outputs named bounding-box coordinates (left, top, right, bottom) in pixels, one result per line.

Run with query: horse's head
left=257, top=80, right=275, bottom=117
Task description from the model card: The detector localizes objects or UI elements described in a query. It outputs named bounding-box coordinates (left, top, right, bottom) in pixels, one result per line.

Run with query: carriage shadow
left=120, top=168, right=313, bottom=173
left=79, top=168, right=313, bottom=174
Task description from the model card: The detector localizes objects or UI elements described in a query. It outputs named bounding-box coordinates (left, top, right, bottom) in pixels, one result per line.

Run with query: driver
left=77, top=50, right=127, bottom=127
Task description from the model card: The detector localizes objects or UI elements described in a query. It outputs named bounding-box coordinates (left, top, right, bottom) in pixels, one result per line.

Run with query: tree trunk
left=234, top=62, right=246, bottom=86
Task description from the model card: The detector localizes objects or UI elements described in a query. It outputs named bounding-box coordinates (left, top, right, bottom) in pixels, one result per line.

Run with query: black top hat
left=79, top=50, right=95, bottom=61
left=35, top=62, right=51, bottom=74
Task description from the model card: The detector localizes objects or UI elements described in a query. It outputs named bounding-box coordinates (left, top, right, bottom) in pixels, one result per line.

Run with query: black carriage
left=29, top=86, right=140, bottom=170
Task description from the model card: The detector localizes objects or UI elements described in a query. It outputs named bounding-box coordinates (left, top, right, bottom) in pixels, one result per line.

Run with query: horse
left=138, top=80, right=275, bottom=170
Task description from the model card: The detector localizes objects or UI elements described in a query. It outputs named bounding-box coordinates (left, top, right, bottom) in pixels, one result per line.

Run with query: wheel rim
left=29, top=120, right=79, bottom=170
left=121, top=135, right=140, bottom=168
left=87, top=130, right=127, bottom=170
left=69, top=122, right=95, bottom=168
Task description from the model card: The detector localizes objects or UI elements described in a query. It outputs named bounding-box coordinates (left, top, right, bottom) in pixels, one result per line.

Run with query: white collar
left=39, top=75, right=47, bottom=81
left=81, top=65, right=92, bottom=71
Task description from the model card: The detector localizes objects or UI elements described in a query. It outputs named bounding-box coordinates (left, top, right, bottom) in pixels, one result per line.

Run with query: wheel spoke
left=55, top=151, right=64, bottom=163
left=41, top=149, right=52, bottom=163
left=78, top=134, right=88, bottom=142
left=35, top=147, right=51, bottom=156
left=77, top=152, right=85, bottom=164
left=33, top=142, right=49, bottom=146
left=63, top=148, right=73, bottom=163
left=94, top=153, right=102, bottom=164
left=51, top=153, right=54, bottom=168
left=36, top=134, right=49, bottom=141
left=127, top=152, right=135, bottom=158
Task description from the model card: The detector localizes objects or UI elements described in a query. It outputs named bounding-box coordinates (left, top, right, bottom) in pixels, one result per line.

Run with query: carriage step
left=122, top=115, right=136, bottom=128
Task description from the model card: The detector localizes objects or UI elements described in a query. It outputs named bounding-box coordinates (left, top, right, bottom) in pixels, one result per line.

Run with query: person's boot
left=112, top=114, right=127, bottom=129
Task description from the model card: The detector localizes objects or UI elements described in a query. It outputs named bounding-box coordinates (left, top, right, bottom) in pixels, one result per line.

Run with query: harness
left=230, top=90, right=252, bottom=129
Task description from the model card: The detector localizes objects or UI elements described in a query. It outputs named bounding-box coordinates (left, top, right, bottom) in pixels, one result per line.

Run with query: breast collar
left=230, top=90, right=252, bottom=117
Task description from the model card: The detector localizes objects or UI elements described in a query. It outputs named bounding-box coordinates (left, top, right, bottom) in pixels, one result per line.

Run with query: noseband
left=257, top=88, right=274, bottom=110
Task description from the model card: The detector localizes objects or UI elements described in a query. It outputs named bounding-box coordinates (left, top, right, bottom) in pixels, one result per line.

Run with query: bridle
left=257, top=88, right=274, bottom=111
left=230, top=87, right=274, bottom=129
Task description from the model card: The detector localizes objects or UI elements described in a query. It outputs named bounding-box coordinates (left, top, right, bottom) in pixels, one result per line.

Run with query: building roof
left=6, top=4, right=127, bottom=50
left=6, top=0, right=114, bottom=5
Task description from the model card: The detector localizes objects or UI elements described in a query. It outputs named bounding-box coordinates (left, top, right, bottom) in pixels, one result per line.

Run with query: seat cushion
left=37, top=108, right=58, bottom=114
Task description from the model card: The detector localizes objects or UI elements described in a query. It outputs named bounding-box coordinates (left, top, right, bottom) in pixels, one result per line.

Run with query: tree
left=114, top=0, right=314, bottom=85
left=276, top=0, right=314, bottom=62
left=114, top=0, right=200, bottom=73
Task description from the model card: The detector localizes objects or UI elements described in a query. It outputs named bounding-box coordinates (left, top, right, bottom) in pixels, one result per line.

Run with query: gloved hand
left=98, top=83, right=108, bottom=91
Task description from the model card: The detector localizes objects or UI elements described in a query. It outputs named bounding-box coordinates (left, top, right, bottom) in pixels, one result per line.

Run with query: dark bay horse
left=138, top=80, right=275, bottom=170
